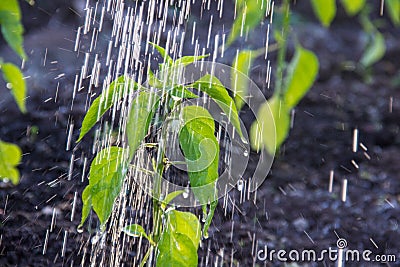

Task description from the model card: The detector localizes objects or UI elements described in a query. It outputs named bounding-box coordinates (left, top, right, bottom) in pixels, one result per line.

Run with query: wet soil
left=0, top=1, right=399, bottom=266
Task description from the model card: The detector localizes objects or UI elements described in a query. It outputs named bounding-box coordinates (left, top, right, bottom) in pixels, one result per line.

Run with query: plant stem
left=274, top=0, right=291, bottom=100
left=152, top=147, right=165, bottom=243
left=140, top=246, right=154, bottom=267
left=149, top=92, right=171, bottom=263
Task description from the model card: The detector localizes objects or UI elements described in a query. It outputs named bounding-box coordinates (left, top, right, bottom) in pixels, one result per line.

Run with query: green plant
left=226, top=0, right=268, bottom=46
left=77, top=1, right=398, bottom=265
left=228, top=0, right=398, bottom=153
left=310, top=0, right=398, bottom=70
left=250, top=1, right=318, bottom=154
left=0, top=0, right=27, bottom=184
left=77, top=43, right=243, bottom=266
left=228, top=0, right=318, bottom=154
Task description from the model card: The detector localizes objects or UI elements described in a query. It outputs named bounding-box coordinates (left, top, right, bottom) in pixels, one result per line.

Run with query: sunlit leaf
left=126, top=91, right=159, bottom=160
left=77, top=75, right=138, bottom=142
left=1, top=63, right=26, bottom=113
left=310, top=0, right=336, bottom=27
left=179, top=106, right=219, bottom=195
left=0, top=0, right=26, bottom=59
left=79, top=146, right=128, bottom=228
left=0, top=1, right=20, bottom=18
left=250, top=96, right=289, bottom=154
left=0, top=139, right=22, bottom=184
left=178, top=106, right=219, bottom=233
left=80, top=186, right=92, bottom=227
left=232, top=50, right=262, bottom=111
left=156, top=210, right=200, bottom=267
left=360, top=31, right=386, bottom=67
left=284, top=46, right=319, bottom=109
left=167, top=210, right=201, bottom=248
left=249, top=119, right=263, bottom=152
left=341, top=0, right=365, bottom=16
left=156, top=232, right=197, bottom=267
left=147, top=68, right=164, bottom=88
left=386, top=0, right=400, bottom=26
left=227, top=0, right=267, bottom=46
left=161, top=190, right=185, bottom=210
left=169, top=85, right=198, bottom=99
left=173, top=54, right=209, bottom=67
left=189, top=74, right=243, bottom=137
left=149, top=42, right=173, bottom=66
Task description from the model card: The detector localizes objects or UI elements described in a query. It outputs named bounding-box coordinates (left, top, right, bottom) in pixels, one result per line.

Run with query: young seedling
left=77, top=43, right=242, bottom=266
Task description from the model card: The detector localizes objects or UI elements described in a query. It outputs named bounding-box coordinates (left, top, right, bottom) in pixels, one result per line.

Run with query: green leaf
left=250, top=96, right=290, bottom=154
left=341, top=0, right=365, bottom=16
left=227, top=0, right=267, bottom=46
left=156, top=210, right=200, bottom=267
left=0, top=0, right=21, bottom=19
left=189, top=74, right=243, bottom=137
left=169, top=85, right=198, bottom=99
left=284, top=46, right=319, bottom=109
left=202, top=200, right=217, bottom=238
left=123, top=224, right=151, bottom=241
left=232, top=50, right=262, bottom=111
left=1, top=62, right=26, bottom=113
left=126, top=91, right=159, bottom=159
left=77, top=75, right=138, bottom=142
left=79, top=186, right=92, bottom=227
left=249, top=119, right=263, bottom=152
left=161, top=190, right=185, bottom=210
left=360, top=31, right=386, bottom=67
left=0, top=139, right=22, bottom=184
left=80, top=146, right=128, bottom=227
left=386, top=0, right=400, bottom=26
left=149, top=42, right=173, bottom=66
left=173, top=54, right=209, bottom=67
left=0, top=0, right=26, bottom=59
left=147, top=68, right=164, bottom=88
left=179, top=107, right=219, bottom=191
left=310, top=0, right=336, bottom=27
left=179, top=106, right=219, bottom=190
left=156, top=232, right=197, bottom=267
left=167, top=210, right=201, bottom=248
left=178, top=106, right=219, bottom=235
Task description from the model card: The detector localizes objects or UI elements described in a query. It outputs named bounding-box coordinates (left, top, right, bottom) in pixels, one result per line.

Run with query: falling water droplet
left=61, top=230, right=68, bottom=257
left=91, top=232, right=102, bottom=245
left=241, top=137, right=249, bottom=144
left=182, top=187, right=189, bottom=198
left=237, top=180, right=244, bottom=191
left=341, top=179, right=348, bottom=202
left=243, top=150, right=249, bottom=157
left=77, top=226, right=84, bottom=234
left=6, top=83, right=12, bottom=89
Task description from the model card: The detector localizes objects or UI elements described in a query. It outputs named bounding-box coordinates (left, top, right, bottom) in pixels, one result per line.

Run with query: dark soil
left=0, top=1, right=399, bottom=266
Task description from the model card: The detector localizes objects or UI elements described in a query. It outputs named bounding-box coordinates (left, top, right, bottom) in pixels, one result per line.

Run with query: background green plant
left=0, top=0, right=27, bottom=184
left=311, top=0, right=392, bottom=70
left=227, top=0, right=318, bottom=154
left=228, top=0, right=398, bottom=154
